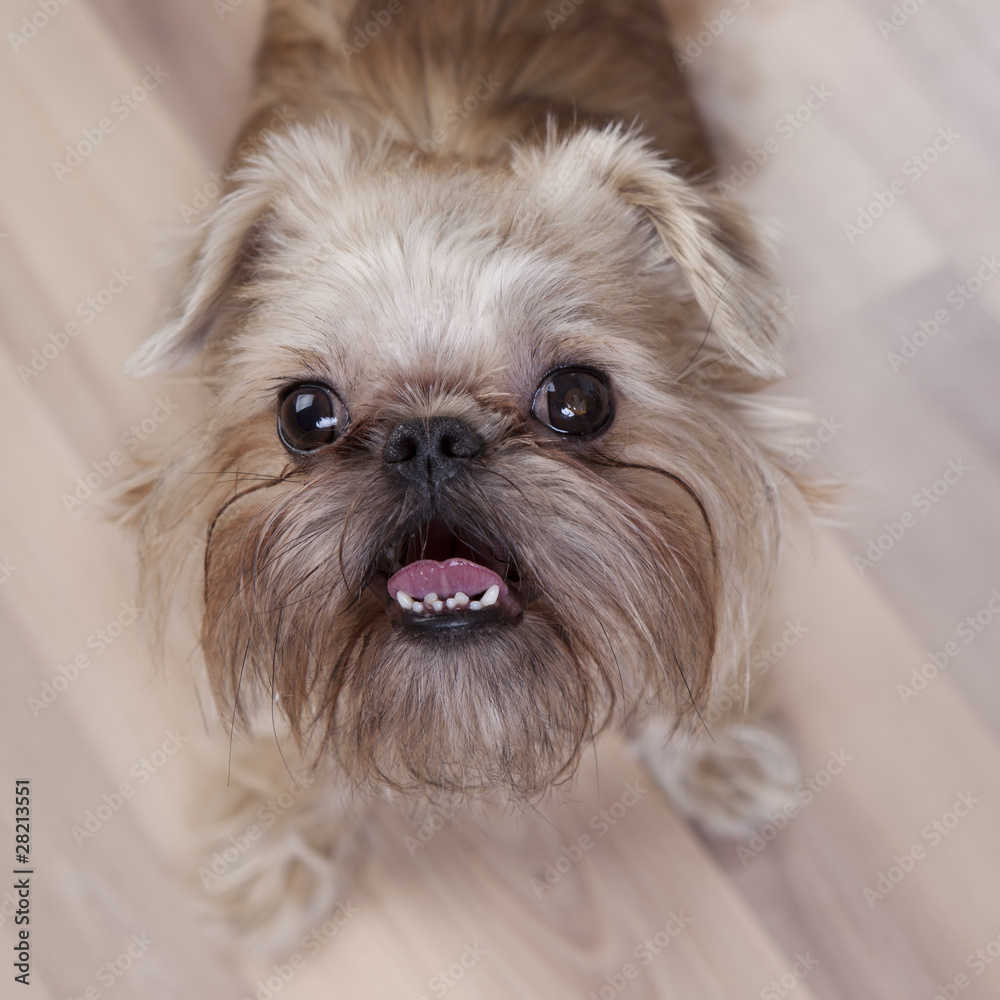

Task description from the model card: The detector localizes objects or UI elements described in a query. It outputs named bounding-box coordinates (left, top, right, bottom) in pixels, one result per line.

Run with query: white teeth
left=397, top=589, right=494, bottom=616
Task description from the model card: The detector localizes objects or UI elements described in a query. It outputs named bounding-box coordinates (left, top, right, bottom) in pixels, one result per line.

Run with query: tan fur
left=123, top=0, right=824, bottom=949
left=242, top=0, right=714, bottom=170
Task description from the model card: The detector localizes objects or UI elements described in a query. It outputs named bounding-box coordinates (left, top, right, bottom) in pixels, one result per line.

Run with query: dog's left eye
left=531, top=368, right=613, bottom=436
left=277, top=383, right=348, bottom=453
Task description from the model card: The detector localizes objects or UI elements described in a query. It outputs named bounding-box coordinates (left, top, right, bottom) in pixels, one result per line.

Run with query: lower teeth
left=396, top=584, right=499, bottom=614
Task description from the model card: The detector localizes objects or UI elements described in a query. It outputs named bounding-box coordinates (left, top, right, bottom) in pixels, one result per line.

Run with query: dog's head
left=127, top=122, right=788, bottom=799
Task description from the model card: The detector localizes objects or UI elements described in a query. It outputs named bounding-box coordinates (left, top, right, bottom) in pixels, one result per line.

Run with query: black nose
left=383, top=416, right=483, bottom=487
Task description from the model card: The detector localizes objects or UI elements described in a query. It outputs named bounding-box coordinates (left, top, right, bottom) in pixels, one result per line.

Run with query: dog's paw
left=193, top=754, right=371, bottom=955
left=633, top=720, right=801, bottom=839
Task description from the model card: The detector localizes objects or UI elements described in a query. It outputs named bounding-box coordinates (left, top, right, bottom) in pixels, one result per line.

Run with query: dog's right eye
left=531, top=368, right=613, bottom=437
left=277, top=383, right=348, bottom=454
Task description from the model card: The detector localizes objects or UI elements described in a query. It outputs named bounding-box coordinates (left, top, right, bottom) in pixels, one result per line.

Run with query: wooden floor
left=1, top=0, right=998, bottom=997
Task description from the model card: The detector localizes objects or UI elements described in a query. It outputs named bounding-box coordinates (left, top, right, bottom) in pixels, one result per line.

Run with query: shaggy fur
left=124, top=0, right=820, bottom=950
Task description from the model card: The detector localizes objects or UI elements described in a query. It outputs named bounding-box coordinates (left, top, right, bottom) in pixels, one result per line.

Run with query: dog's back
left=242, top=0, right=714, bottom=174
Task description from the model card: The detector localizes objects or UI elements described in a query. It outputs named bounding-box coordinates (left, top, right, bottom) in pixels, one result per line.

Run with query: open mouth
left=373, top=519, right=524, bottom=628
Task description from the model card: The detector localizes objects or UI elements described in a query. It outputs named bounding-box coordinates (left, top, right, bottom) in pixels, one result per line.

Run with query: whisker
left=204, top=480, right=301, bottom=641
left=588, top=453, right=716, bottom=562
left=269, top=606, right=297, bottom=783
left=675, top=266, right=737, bottom=379
left=227, top=635, right=251, bottom=786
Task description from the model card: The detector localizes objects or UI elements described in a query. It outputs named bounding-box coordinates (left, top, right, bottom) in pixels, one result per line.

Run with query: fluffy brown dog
left=125, top=0, right=820, bottom=948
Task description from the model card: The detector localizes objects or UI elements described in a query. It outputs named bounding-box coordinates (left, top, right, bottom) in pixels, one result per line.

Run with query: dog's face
left=129, top=124, right=786, bottom=800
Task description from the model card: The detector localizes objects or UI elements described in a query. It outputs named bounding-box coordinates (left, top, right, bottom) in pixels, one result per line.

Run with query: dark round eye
left=531, top=368, right=613, bottom=436
left=277, top=383, right=348, bottom=454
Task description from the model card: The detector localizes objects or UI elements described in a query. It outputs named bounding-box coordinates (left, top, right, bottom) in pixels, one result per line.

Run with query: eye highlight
left=277, top=383, right=348, bottom=454
left=531, top=368, right=613, bottom=436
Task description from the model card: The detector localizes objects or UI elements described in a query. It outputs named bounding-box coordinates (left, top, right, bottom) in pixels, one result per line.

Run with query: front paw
left=634, top=721, right=801, bottom=839
left=194, top=764, right=371, bottom=955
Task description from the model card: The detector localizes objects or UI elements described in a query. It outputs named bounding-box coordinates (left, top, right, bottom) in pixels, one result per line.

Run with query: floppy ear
left=126, top=170, right=277, bottom=376
left=128, top=122, right=370, bottom=376
left=514, top=125, right=785, bottom=380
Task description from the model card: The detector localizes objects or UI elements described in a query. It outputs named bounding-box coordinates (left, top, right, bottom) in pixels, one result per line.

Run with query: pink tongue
left=387, top=558, right=507, bottom=601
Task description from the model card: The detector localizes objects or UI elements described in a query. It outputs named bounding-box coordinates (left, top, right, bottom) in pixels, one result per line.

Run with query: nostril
left=396, top=441, right=416, bottom=462
left=440, top=432, right=479, bottom=459
left=435, top=418, right=482, bottom=460
left=383, top=425, right=420, bottom=465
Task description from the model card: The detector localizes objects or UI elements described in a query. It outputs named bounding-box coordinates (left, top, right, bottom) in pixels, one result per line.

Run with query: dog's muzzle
left=375, top=417, right=524, bottom=630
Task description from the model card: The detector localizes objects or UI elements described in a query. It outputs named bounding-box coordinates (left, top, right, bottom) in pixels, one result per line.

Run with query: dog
left=123, top=0, right=826, bottom=951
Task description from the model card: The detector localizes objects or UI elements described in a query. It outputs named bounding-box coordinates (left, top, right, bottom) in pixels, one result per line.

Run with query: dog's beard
left=202, top=424, right=716, bottom=800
